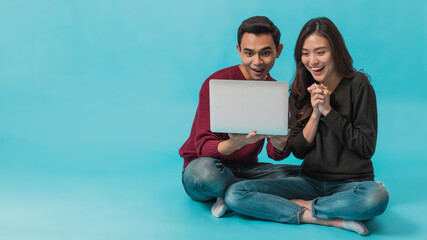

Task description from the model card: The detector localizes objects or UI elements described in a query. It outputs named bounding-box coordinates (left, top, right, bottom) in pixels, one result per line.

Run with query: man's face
left=237, top=33, right=283, bottom=80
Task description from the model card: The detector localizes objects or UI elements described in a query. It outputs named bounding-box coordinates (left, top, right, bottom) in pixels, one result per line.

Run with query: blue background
left=0, top=0, right=426, bottom=239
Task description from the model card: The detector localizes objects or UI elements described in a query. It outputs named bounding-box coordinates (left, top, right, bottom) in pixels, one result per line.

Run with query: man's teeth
left=312, top=66, right=324, bottom=71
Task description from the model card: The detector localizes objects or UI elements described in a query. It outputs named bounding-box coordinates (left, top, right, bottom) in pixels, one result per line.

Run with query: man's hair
left=237, top=16, right=281, bottom=48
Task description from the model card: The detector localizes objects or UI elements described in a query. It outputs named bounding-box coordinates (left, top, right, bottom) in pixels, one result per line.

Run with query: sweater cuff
left=321, top=108, right=342, bottom=132
left=274, top=140, right=290, bottom=154
left=201, top=140, right=229, bottom=160
left=267, top=140, right=291, bottom=160
left=291, top=131, right=313, bottom=159
left=295, top=131, right=314, bottom=147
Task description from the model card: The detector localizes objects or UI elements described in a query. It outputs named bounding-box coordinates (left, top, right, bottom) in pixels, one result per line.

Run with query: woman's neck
left=323, top=71, right=342, bottom=93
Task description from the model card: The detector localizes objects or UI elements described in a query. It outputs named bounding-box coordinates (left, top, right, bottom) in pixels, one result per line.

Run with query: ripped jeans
left=181, top=157, right=300, bottom=201
left=224, top=174, right=390, bottom=224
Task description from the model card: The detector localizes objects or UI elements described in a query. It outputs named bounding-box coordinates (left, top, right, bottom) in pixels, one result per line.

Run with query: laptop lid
left=209, top=79, right=288, bottom=135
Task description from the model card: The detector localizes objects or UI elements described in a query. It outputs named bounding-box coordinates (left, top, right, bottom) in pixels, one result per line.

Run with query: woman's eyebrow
left=302, top=46, right=327, bottom=51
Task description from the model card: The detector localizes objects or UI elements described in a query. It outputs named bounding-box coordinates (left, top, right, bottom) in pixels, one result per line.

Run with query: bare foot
left=300, top=209, right=369, bottom=236
left=291, top=199, right=313, bottom=210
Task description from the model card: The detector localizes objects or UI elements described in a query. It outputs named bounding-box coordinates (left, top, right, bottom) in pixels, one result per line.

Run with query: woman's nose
left=309, top=55, right=318, bottom=65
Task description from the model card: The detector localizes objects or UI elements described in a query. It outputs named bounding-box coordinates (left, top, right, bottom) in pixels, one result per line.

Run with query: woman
left=224, top=17, right=389, bottom=235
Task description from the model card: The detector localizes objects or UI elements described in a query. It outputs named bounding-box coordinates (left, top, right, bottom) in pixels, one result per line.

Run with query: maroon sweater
left=179, top=65, right=291, bottom=168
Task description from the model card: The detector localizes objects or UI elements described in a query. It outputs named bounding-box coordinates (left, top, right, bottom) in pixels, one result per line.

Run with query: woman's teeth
left=312, top=66, right=324, bottom=71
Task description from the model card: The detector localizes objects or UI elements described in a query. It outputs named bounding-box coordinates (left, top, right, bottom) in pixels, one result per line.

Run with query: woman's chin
left=313, top=76, right=324, bottom=82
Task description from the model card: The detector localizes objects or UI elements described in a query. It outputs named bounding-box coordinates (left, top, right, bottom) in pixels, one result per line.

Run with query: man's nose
left=253, top=54, right=263, bottom=65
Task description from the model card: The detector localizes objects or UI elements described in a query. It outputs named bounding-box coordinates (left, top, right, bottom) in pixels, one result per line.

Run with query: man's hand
left=228, top=130, right=267, bottom=147
left=268, top=134, right=289, bottom=152
left=218, top=130, right=267, bottom=155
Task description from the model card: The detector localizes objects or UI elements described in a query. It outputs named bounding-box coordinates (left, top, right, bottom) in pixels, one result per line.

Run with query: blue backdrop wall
left=0, top=1, right=426, bottom=239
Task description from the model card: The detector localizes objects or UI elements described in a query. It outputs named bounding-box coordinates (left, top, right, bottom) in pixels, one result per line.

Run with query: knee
left=356, top=181, right=389, bottom=216
left=184, top=157, right=223, bottom=183
left=224, top=182, right=247, bottom=208
left=184, top=157, right=233, bottom=196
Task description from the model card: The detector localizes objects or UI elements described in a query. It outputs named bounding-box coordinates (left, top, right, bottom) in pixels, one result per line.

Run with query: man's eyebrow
left=243, top=46, right=273, bottom=52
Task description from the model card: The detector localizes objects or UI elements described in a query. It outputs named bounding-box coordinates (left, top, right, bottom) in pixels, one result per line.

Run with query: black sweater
left=289, top=72, right=377, bottom=181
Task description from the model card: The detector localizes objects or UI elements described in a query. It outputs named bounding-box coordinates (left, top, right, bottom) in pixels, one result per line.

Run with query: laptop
left=209, top=79, right=289, bottom=135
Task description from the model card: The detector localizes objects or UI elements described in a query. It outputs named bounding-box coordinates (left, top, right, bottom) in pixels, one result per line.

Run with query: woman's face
left=301, top=33, right=337, bottom=84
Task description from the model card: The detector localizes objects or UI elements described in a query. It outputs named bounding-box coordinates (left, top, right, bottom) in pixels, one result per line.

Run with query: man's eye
left=245, top=52, right=253, bottom=56
left=262, top=51, right=271, bottom=56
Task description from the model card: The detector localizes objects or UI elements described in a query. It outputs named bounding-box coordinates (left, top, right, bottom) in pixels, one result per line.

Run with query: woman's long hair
left=290, top=17, right=357, bottom=124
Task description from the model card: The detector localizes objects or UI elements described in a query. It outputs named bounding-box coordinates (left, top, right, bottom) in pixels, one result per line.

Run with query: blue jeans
left=224, top=174, right=389, bottom=224
left=182, top=157, right=300, bottom=201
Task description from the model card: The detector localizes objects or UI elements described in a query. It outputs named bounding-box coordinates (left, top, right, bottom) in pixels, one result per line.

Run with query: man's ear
left=236, top=44, right=241, bottom=52
left=276, top=43, right=284, bottom=58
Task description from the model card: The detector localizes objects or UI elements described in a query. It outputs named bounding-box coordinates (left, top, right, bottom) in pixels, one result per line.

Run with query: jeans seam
left=296, top=207, right=306, bottom=224
left=311, top=198, right=318, bottom=218
left=240, top=184, right=305, bottom=224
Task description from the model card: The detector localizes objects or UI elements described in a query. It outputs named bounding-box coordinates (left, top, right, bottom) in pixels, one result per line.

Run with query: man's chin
left=251, top=75, right=266, bottom=80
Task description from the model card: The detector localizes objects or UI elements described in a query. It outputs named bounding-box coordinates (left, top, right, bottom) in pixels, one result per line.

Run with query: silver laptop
left=209, top=79, right=288, bottom=135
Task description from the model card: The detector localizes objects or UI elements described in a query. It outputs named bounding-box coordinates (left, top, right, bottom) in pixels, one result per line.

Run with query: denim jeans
left=182, top=157, right=300, bottom=201
left=224, top=174, right=389, bottom=224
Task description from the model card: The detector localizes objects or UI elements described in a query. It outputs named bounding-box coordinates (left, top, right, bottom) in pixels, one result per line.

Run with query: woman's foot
left=342, top=219, right=370, bottom=236
left=291, top=199, right=313, bottom=210
left=299, top=206, right=370, bottom=236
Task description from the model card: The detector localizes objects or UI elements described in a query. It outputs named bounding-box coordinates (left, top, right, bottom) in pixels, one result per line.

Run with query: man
left=179, top=16, right=299, bottom=217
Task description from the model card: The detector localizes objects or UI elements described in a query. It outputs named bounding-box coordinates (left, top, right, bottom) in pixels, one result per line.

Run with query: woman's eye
left=317, top=51, right=325, bottom=55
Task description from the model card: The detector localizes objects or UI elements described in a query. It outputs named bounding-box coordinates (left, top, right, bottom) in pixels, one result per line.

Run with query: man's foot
left=211, top=197, right=230, bottom=218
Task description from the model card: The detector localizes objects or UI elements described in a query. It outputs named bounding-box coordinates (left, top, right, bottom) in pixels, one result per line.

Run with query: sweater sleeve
left=193, top=80, right=231, bottom=160
left=288, top=97, right=313, bottom=159
left=321, top=76, right=378, bottom=159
